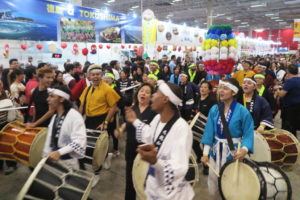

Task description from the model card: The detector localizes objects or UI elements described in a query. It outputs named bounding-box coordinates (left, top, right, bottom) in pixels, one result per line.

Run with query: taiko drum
left=0, top=121, right=47, bottom=167
left=250, top=129, right=300, bottom=171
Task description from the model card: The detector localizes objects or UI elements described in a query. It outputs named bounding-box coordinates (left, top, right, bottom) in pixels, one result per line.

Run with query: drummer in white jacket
left=43, top=85, right=86, bottom=169
left=126, top=80, right=194, bottom=200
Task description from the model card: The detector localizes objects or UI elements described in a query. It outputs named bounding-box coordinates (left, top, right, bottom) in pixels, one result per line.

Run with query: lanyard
left=188, top=69, right=196, bottom=82
left=50, top=111, right=68, bottom=148
left=258, top=85, right=265, bottom=97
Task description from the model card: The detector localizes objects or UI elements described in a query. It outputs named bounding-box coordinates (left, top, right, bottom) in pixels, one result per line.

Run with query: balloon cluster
left=202, top=25, right=238, bottom=75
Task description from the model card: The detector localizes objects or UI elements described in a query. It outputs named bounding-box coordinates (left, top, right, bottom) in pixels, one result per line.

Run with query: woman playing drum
left=241, top=77, right=274, bottom=133
left=201, top=78, right=254, bottom=199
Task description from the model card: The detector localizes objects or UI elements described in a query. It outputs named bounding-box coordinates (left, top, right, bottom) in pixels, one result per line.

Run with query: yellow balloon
left=211, top=39, right=218, bottom=47
left=205, top=44, right=211, bottom=50
left=220, top=40, right=228, bottom=47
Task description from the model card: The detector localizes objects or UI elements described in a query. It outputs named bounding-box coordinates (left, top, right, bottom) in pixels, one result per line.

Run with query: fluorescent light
left=255, top=29, right=264, bottom=32
left=275, top=19, right=283, bottom=21
left=271, top=17, right=280, bottom=19
left=132, top=6, right=139, bottom=8
left=284, top=0, right=300, bottom=5
left=265, top=13, right=274, bottom=16
left=217, top=13, right=225, bottom=16
left=107, top=0, right=115, bottom=3
left=250, top=4, right=265, bottom=7
left=241, top=22, right=248, bottom=24
left=279, top=22, right=287, bottom=24
left=234, top=20, right=241, bottom=22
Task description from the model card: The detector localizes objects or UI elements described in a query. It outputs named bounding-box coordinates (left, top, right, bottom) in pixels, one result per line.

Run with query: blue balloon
left=220, top=29, right=226, bottom=34
left=220, top=34, right=227, bottom=40
left=211, top=29, right=216, bottom=34
left=215, top=29, right=221, bottom=35
left=212, top=34, right=219, bottom=40
left=205, top=35, right=209, bottom=40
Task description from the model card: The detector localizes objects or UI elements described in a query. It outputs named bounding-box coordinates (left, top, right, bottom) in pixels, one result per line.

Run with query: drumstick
left=86, top=129, right=103, bottom=133
left=233, top=142, right=241, bottom=184
left=206, top=162, right=219, bottom=177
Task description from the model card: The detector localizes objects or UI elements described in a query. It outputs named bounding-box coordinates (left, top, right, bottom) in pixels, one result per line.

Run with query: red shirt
left=71, top=78, right=89, bottom=101
left=25, top=79, right=39, bottom=116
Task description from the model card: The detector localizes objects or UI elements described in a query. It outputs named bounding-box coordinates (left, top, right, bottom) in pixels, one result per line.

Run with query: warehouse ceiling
left=55, top=0, right=300, bottom=31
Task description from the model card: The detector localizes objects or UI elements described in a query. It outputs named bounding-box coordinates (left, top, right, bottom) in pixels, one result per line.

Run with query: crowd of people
left=0, top=53, right=300, bottom=199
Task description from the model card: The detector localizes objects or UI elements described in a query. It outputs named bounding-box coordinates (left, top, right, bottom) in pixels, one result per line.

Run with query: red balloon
left=82, top=48, right=89, bottom=56
left=157, top=45, right=162, bottom=52
left=178, top=46, right=181, bottom=52
left=61, top=43, right=67, bottom=49
left=128, top=45, right=131, bottom=49
left=21, top=44, right=27, bottom=51
left=99, top=44, right=103, bottom=49
left=36, top=44, right=43, bottom=50
left=121, top=44, right=125, bottom=49
left=106, top=45, right=111, bottom=49
left=137, top=46, right=144, bottom=56
left=5, top=44, right=9, bottom=53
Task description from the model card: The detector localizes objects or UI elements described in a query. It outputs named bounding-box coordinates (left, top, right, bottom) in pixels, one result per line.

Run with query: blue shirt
left=169, top=60, right=176, bottom=74
left=283, top=77, right=300, bottom=106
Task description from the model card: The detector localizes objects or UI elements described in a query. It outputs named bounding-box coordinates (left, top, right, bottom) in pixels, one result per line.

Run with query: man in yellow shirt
left=79, top=64, right=120, bottom=130
left=79, top=64, right=120, bottom=187
left=232, top=60, right=256, bottom=86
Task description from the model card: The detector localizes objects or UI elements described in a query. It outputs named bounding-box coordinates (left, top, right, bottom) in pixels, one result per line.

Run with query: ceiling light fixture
left=275, top=19, right=283, bottom=21
left=241, top=22, right=248, bottom=24
left=284, top=0, right=300, bottom=5
left=255, top=29, right=264, bottom=32
left=234, top=20, right=241, bottom=22
left=250, top=4, right=265, bottom=8
left=265, top=13, right=274, bottom=16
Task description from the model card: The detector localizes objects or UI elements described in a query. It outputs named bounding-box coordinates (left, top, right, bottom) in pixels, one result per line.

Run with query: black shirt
left=29, top=87, right=50, bottom=127
left=197, top=95, right=217, bottom=116
left=125, top=104, right=156, bottom=160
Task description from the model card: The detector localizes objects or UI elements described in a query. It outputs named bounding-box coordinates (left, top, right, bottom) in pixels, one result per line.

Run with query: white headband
left=89, top=69, right=102, bottom=73
left=258, top=64, right=267, bottom=69
left=48, top=88, right=70, bottom=100
left=243, top=78, right=256, bottom=85
left=219, top=80, right=239, bottom=94
left=157, top=80, right=182, bottom=106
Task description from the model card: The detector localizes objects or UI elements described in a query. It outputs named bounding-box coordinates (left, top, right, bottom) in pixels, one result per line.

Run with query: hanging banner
left=293, top=19, right=300, bottom=41
left=142, top=9, right=157, bottom=49
left=0, top=0, right=141, bottom=43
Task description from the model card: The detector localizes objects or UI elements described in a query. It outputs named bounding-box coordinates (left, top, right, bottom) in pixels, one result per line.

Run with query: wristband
left=259, top=125, right=265, bottom=129
left=203, top=154, right=208, bottom=157
left=104, top=120, right=108, bottom=125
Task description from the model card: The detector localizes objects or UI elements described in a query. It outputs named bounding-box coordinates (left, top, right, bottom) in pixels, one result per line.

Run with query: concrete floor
left=1, top=113, right=300, bottom=200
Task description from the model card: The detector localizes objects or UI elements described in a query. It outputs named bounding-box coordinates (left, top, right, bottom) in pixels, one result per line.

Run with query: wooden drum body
left=82, top=129, right=109, bottom=171
left=249, top=129, right=300, bottom=171
left=219, top=159, right=292, bottom=200
left=190, top=112, right=207, bottom=143
left=17, top=157, right=94, bottom=200
left=0, top=121, right=47, bottom=167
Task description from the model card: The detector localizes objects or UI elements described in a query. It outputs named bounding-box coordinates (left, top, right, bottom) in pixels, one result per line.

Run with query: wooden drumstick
left=233, top=142, right=241, bottom=184
left=206, top=162, right=219, bottom=177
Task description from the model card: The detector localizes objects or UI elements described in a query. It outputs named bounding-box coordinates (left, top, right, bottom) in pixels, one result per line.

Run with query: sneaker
left=103, top=153, right=113, bottom=170
left=92, top=174, right=100, bottom=188
left=113, top=150, right=120, bottom=157
left=4, top=167, right=16, bottom=175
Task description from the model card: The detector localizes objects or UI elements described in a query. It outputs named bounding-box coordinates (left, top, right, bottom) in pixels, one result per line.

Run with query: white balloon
left=211, top=54, right=218, bottom=60
left=220, top=47, right=228, bottom=54
left=211, top=47, right=219, bottom=54
left=220, top=53, right=228, bottom=60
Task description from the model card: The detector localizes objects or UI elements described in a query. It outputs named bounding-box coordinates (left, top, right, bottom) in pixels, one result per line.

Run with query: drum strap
left=153, top=112, right=180, bottom=152
left=217, top=102, right=235, bottom=151
left=50, top=111, right=68, bottom=148
left=147, top=113, right=180, bottom=178
left=82, top=86, right=92, bottom=116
